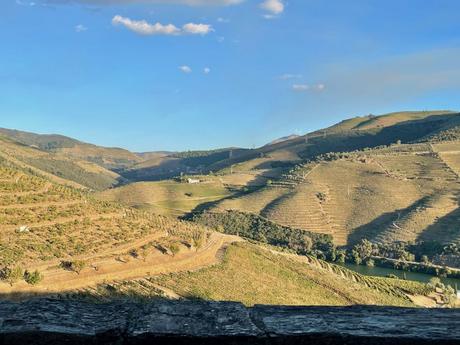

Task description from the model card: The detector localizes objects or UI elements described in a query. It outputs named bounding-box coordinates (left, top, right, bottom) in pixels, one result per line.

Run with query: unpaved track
left=0, top=232, right=241, bottom=295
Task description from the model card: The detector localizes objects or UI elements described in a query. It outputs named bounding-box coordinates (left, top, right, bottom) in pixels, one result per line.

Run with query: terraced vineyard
left=0, top=161, right=236, bottom=295
left=74, top=243, right=428, bottom=307
left=207, top=143, right=460, bottom=247
left=97, top=179, right=234, bottom=217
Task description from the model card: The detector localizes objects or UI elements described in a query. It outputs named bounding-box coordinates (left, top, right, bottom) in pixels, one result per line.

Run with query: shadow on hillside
left=183, top=185, right=266, bottom=219
left=417, top=195, right=460, bottom=244
left=259, top=190, right=296, bottom=218
left=347, top=196, right=432, bottom=246
left=300, top=113, right=459, bottom=159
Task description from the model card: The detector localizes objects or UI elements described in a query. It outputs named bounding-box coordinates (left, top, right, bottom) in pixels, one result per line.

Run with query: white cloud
left=217, top=36, right=225, bottom=43
left=316, top=84, right=325, bottom=91
left=280, top=73, right=302, bottom=80
left=183, top=23, right=213, bottom=35
left=217, top=17, right=230, bottom=23
left=204, top=67, right=211, bottom=74
left=292, top=84, right=325, bottom=92
left=112, top=16, right=213, bottom=36
left=292, top=84, right=309, bottom=91
left=75, top=24, right=88, bottom=32
left=179, top=65, right=192, bottom=73
left=16, top=0, right=36, bottom=6
left=260, top=0, right=284, bottom=15
left=112, top=15, right=181, bottom=35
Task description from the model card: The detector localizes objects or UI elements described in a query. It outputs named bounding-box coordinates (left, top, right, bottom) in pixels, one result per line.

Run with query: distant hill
left=267, top=134, right=300, bottom=146
left=0, top=128, right=142, bottom=170
left=0, top=135, right=124, bottom=190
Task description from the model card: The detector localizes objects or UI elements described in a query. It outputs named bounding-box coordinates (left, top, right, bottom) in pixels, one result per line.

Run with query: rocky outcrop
left=0, top=299, right=459, bottom=344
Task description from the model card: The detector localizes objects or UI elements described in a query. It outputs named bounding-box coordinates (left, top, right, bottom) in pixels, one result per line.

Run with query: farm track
left=0, top=232, right=242, bottom=295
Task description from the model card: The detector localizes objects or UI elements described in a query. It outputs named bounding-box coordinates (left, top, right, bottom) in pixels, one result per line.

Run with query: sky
left=1, top=0, right=460, bottom=152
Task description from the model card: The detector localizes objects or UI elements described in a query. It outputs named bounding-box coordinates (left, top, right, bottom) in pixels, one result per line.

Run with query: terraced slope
left=97, top=179, right=233, bottom=217
left=0, top=136, right=122, bottom=190
left=0, top=160, right=243, bottom=296
left=77, top=243, right=425, bottom=307
left=207, top=143, right=460, bottom=247
left=0, top=127, right=141, bottom=169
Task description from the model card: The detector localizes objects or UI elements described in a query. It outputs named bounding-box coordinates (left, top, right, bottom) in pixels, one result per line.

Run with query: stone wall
left=0, top=298, right=459, bottom=344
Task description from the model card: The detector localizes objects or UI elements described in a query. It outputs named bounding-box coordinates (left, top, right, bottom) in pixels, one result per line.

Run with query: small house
left=17, top=225, right=30, bottom=233
left=187, top=178, right=200, bottom=184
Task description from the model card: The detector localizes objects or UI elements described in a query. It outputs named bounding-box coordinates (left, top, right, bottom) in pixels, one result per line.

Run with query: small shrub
left=60, top=260, right=87, bottom=274
left=169, top=243, right=180, bottom=256
left=0, top=267, right=23, bottom=286
left=24, top=270, right=43, bottom=285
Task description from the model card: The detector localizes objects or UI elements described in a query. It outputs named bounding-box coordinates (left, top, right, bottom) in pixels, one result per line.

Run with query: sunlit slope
left=0, top=158, right=256, bottom=297
left=0, top=136, right=122, bottom=190
left=79, top=243, right=424, bottom=307
left=97, top=179, right=233, bottom=217
left=205, top=111, right=459, bottom=174
left=209, top=143, right=460, bottom=246
left=0, top=127, right=142, bottom=170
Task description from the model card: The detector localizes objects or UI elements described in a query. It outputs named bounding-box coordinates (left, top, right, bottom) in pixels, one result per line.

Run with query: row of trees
left=193, top=210, right=334, bottom=257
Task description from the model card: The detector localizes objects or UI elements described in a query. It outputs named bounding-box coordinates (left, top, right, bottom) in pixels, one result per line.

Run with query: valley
left=1, top=110, right=460, bottom=308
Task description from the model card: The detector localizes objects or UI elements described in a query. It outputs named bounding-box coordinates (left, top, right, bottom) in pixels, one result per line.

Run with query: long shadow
left=418, top=194, right=460, bottom=244
left=182, top=185, right=266, bottom=220
left=347, top=196, right=432, bottom=246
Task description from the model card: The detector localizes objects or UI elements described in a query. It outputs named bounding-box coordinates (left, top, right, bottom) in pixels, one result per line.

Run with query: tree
left=351, top=250, right=362, bottom=265
left=365, top=258, right=375, bottom=267
left=353, top=239, right=374, bottom=262
left=335, top=250, right=346, bottom=264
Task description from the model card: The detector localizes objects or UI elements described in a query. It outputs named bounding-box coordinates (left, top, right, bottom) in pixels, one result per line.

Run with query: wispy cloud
left=75, top=24, right=88, bottom=32
left=292, top=84, right=325, bottom=92
left=112, top=15, right=213, bottom=36
left=280, top=74, right=302, bottom=80
left=204, top=67, right=211, bottom=74
left=179, top=65, right=192, bottom=73
left=260, top=0, right=284, bottom=18
left=16, top=0, right=36, bottom=6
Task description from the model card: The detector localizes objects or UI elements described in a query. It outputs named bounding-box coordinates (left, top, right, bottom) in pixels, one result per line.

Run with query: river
left=342, top=263, right=460, bottom=289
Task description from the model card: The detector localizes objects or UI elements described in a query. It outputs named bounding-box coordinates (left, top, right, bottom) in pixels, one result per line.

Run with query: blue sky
left=1, top=0, right=460, bottom=152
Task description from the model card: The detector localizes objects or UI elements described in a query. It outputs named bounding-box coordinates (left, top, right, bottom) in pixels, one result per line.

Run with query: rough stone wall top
left=0, top=299, right=459, bottom=344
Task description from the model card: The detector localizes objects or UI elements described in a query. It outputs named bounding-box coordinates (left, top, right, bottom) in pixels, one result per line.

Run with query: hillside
left=76, top=242, right=429, bottom=307
left=97, top=178, right=234, bottom=217
left=0, top=136, right=123, bottom=191
left=205, top=141, right=460, bottom=248
left=0, top=128, right=142, bottom=170
left=0, top=157, right=238, bottom=295
left=0, top=156, right=433, bottom=308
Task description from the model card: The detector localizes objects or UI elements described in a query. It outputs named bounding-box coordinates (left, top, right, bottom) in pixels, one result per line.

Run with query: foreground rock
left=0, top=299, right=459, bottom=344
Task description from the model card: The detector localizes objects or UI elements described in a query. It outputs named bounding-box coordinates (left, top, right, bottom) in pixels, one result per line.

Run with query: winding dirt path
left=0, top=232, right=242, bottom=296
